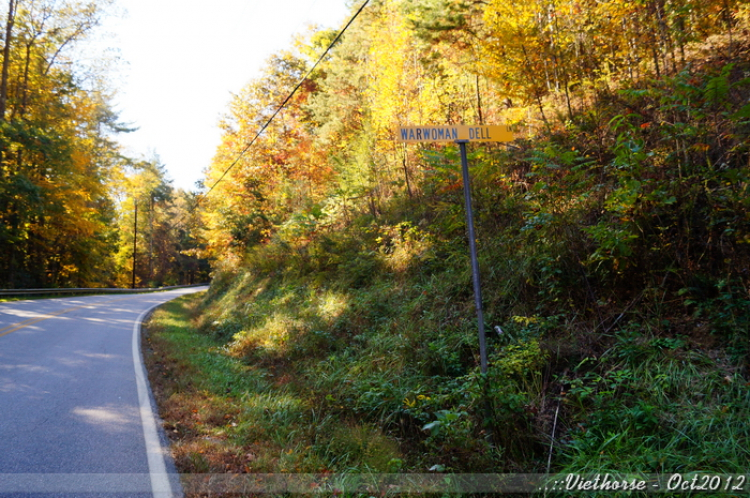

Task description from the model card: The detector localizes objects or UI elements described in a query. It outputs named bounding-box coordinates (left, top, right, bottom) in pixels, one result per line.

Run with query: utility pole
left=149, top=194, right=154, bottom=283
left=132, top=200, right=138, bottom=289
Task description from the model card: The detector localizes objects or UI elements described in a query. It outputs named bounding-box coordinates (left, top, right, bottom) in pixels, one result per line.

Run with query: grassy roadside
left=143, top=292, right=282, bottom=475
left=143, top=275, right=750, bottom=497
left=142, top=291, right=403, bottom=480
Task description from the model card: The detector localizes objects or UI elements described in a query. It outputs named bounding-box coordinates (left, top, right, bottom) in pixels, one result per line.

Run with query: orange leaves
left=200, top=49, right=338, bottom=264
left=438, top=180, right=463, bottom=194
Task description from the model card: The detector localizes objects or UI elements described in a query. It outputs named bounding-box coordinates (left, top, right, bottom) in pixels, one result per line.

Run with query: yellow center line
left=0, top=296, right=137, bottom=338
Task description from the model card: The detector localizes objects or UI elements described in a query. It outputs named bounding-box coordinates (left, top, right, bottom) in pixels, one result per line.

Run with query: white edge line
left=132, top=298, right=178, bottom=498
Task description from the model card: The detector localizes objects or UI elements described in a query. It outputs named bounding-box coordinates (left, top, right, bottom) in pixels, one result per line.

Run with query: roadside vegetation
left=144, top=0, right=750, bottom=496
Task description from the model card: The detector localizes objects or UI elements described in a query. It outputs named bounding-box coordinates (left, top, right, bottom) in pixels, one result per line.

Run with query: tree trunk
left=401, top=146, right=413, bottom=198
left=0, top=0, right=16, bottom=122
left=475, top=74, right=484, bottom=125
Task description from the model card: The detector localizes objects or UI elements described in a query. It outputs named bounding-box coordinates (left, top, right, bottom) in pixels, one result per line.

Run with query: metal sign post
left=457, top=139, right=488, bottom=373
left=396, top=124, right=514, bottom=373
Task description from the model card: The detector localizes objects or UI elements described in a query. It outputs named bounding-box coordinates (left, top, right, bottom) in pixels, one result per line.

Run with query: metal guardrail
left=0, top=283, right=209, bottom=297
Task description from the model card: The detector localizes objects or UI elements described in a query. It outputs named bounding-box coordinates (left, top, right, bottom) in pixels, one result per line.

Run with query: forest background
left=3, top=0, right=750, bottom=481
left=0, top=0, right=208, bottom=289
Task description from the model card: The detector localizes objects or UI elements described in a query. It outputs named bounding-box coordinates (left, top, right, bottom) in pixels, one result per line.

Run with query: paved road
left=0, top=287, right=208, bottom=497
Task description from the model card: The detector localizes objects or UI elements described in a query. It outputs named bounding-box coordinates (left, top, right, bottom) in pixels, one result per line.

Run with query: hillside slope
left=146, top=36, right=750, bottom=488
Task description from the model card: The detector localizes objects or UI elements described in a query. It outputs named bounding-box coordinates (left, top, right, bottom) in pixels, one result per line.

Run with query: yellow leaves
left=484, top=0, right=536, bottom=34
left=365, top=0, right=413, bottom=134
left=693, top=143, right=711, bottom=153
left=403, top=394, right=430, bottom=409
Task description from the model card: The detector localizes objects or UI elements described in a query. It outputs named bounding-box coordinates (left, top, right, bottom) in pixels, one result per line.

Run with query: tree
left=0, top=0, right=129, bottom=288
left=112, top=158, right=206, bottom=287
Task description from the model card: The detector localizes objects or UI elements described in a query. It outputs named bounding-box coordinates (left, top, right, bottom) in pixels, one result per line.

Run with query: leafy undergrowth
left=145, top=42, right=750, bottom=497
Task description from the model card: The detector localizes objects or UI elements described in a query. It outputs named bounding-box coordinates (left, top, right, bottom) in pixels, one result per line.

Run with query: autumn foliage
left=200, top=0, right=748, bottom=265
left=190, top=0, right=750, bottom=475
left=0, top=0, right=208, bottom=288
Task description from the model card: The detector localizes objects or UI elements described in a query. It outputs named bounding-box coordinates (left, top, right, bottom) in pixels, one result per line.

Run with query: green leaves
left=703, top=63, right=733, bottom=109
left=422, top=409, right=468, bottom=437
left=730, top=102, right=750, bottom=122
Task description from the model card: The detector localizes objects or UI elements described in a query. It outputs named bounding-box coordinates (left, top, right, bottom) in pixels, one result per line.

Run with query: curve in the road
left=0, top=288, right=207, bottom=498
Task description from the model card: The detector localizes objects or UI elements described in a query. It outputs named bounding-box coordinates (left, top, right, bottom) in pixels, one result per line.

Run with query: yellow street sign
left=397, top=125, right=461, bottom=143
left=397, top=124, right=514, bottom=143
left=464, top=125, right=515, bottom=142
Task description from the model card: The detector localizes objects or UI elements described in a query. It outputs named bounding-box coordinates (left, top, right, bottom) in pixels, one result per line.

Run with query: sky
left=93, top=0, right=352, bottom=192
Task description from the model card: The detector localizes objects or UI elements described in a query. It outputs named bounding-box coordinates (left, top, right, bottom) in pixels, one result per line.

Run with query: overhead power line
left=198, top=0, right=371, bottom=204
left=164, top=0, right=370, bottom=235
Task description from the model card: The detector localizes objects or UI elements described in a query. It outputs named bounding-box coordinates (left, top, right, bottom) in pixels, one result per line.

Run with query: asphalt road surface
left=0, top=287, right=208, bottom=497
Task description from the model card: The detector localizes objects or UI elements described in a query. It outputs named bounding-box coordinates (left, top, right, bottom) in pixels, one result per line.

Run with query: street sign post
left=397, top=124, right=515, bottom=374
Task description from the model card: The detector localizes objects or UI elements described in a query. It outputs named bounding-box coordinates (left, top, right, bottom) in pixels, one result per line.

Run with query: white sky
left=94, top=0, right=352, bottom=191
